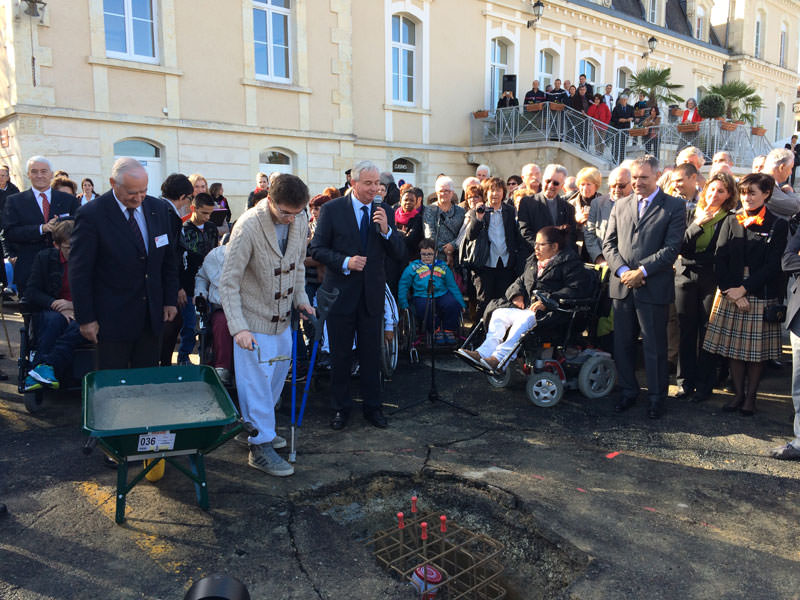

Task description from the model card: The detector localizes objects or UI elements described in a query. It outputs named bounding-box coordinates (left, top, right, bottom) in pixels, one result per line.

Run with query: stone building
left=0, top=0, right=797, bottom=213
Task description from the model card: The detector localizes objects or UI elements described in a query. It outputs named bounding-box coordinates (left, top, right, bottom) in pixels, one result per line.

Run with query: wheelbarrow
left=82, top=365, right=256, bottom=524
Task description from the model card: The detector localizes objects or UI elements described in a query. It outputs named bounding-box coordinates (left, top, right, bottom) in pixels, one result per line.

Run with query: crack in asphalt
left=287, top=503, right=326, bottom=600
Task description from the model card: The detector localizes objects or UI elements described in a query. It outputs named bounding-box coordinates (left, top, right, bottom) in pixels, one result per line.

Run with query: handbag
left=761, top=221, right=787, bottom=323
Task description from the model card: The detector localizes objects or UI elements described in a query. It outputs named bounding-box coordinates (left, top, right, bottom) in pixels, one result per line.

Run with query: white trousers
left=476, top=307, right=537, bottom=364
left=233, top=328, right=292, bottom=445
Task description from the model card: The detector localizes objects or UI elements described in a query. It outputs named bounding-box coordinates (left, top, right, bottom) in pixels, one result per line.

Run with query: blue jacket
left=397, top=259, right=465, bottom=309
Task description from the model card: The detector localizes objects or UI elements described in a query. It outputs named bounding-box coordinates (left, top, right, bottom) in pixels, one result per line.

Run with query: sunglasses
left=544, top=179, right=562, bottom=187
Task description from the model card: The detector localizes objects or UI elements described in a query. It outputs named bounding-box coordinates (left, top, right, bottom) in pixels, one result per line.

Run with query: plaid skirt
left=702, top=290, right=781, bottom=361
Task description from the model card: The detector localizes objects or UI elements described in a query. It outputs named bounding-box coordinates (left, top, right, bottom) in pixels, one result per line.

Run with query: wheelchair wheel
left=526, top=371, right=563, bottom=407
left=487, top=367, right=512, bottom=388
left=24, top=390, right=45, bottom=414
left=578, top=355, right=616, bottom=399
left=381, top=332, right=398, bottom=379
left=397, top=309, right=415, bottom=355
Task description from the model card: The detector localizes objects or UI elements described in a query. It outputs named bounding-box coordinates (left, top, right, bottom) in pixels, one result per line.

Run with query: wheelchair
left=396, top=299, right=466, bottom=364
left=17, top=303, right=96, bottom=413
left=456, top=265, right=615, bottom=408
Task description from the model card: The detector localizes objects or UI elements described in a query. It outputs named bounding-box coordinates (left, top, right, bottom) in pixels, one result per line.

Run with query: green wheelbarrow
left=81, top=365, right=256, bottom=524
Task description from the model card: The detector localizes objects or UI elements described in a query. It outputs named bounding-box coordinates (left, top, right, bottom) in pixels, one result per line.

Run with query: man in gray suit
left=584, top=166, right=631, bottom=264
left=603, top=155, right=686, bottom=419
left=774, top=227, right=800, bottom=459
left=763, top=148, right=800, bottom=219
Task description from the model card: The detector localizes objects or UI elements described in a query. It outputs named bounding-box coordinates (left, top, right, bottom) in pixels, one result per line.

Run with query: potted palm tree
left=629, top=67, right=684, bottom=110
left=708, top=80, right=764, bottom=126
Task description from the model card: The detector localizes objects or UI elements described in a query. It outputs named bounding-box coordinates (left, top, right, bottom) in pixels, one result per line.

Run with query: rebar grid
left=370, top=510, right=506, bottom=599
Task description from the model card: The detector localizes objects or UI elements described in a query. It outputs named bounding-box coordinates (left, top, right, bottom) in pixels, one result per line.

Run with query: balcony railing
left=470, top=104, right=773, bottom=170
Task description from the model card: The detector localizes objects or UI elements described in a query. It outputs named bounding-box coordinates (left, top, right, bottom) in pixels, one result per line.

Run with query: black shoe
left=615, top=397, right=636, bottom=413
left=689, top=392, right=710, bottom=404
left=739, top=408, right=755, bottom=417
left=0, top=503, right=7, bottom=516
left=330, top=410, right=349, bottom=431
left=363, top=408, right=388, bottom=429
left=674, top=385, right=692, bottom=399
left=770, top=443, right=800, bottom=460
left=647, top=403, right=661, bottom=419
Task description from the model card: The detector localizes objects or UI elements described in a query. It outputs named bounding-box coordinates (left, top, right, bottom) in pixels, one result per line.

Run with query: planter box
left=549, top=102, right=565, bottom=111
left=472, top=110, right=489, bottom=119
left=628, top=128, right=649, bottom=137
left=719, top=121, right=738, bottom=131
left=525, top=103, right=544, bottom=112
left=676, top=123, right=700, bottom=133
left=634, top=109, right=646, bottom=117
left=734, top=120, right=745, bottom=125
left=751, top=127, right=767, bottom=136
left=670, top=108, right=684, bottom=117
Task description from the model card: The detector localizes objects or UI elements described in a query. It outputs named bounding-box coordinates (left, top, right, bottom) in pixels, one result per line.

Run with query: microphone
left=373, top=194, right=383, bottom=234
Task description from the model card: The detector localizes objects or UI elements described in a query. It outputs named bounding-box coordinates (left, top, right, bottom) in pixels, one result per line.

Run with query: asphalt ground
left=1, top=308, right=799, bottom=599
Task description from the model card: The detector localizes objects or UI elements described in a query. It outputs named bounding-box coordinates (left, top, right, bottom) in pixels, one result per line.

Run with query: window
left=253, top=0, right=291, bottom=81
left=538, top=50, right=555, bottom=88
left=579, top=59, right=597, bottom=86
left=695, top=7, right=705, bottom=41
left=113, top=139, right=161, bottom=197
left=490, top=38, right=510, bottom=109
left=616, top=69, right=628, bottom=91
left=391, top=15, right=416, bottom=104
left=647, top=0, right=657, bottom=24
left=780, top=24, right=787, bottom=67
left=103, top=0, right=157, bottom=63
left=259, top=150, right=293, bottom=175
left=754, top=16, right=762, bottom=59
left=776, top=103, right=785, bottom=141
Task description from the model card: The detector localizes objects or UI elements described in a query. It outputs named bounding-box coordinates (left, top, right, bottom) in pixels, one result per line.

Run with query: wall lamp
left=527, top=0, right=545, bottom=29
left=21, top=0, right=47, bottom=18
left=642, top=35, right=657, bottom=58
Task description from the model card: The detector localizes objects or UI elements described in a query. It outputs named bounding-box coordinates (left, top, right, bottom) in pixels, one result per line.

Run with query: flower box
left=670, top=107, right=684, bottom=117
left=549, top=102, right=565, bottom=112
left=525, top=103, right=544, bottom=112
left=751, top=126, right=767, bottom=136
left=676, top=123, right=700, bottom=133
left=634, top=109, right=646, bottom=117
left=472, top=110, right=489, bottom=119
left=628, top=127, right=649, bottom=137
left=719, top=121, right=738, bottom=131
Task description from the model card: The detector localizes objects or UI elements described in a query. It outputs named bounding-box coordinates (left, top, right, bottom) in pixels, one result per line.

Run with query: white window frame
left=695, top=7, right=705, bottom=41
left=578, top=59, right=598, bottom=87
left=647, top=0, right=657, bottom=24
left=754, top=16, right=762, bottom=59
left=252, top=0, right=293, bottom=83
left=616, top=68, right=628, bottom=92
left=490, top=38, right=510, bottom=109
left=779, top=23, right=787, bottom=67
left=391, top=14, right=417, bottom=106
left=776, top=103, right=785, bottom=141
left=259, top=150, right=293, bottom=175
left=104, top=0, right=159, bottom=64
left=537, top=50, right=556, bottom=89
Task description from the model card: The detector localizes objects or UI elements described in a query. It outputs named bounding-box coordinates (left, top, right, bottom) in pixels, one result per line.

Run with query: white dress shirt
left=113, top=193, right=149, bottom=254
left=341, top=191, right=391, bottom=274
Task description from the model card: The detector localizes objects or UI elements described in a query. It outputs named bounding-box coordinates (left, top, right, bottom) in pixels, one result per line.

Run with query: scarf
left=695, top=209, right=728, bottom=253
left=736, top=205, right=766, bottom=228
left=395, top=206, right=420, bottom=226
left=536, top=256, right=552, bottom=279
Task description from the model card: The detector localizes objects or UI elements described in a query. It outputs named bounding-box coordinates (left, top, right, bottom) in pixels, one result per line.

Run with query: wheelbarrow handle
left=241, top=421, right=258, bottom=438
left=82, top=436, right=98, bottom=455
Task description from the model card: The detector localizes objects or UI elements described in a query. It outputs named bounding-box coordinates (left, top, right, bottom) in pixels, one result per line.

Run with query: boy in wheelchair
left=397, top=238, right=465, bottom=345
left=22, top=220, right=89, bottom=391
left=457, top=225, right=594, bottom=373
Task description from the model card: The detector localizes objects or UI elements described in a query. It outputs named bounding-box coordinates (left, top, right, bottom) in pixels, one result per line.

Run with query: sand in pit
left=90, top=381, right=226, bottom=431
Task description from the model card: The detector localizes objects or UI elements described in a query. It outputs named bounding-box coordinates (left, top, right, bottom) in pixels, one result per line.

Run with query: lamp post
left=527, top=0, right=545, bottom=29
left=642, top=35, right=658, bottom=59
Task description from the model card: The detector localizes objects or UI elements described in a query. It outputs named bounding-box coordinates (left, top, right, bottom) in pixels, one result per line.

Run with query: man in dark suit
left=516, top=164, right=576, bottom=255
left=603, top=155, right=686, bottom=419
left=784, top=135, right=800, bottom=188
left=0, top=164, right=20, bottom=291
left=310, top=161, right=406, bottom=430
left=578, top=74, right=594, bottom=98
left=2, top=156, right=79, bottom=299
left=70, top=157, right=178, bottom=370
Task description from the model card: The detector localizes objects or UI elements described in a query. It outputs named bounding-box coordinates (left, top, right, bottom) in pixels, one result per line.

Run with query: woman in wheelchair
left=456, top=225, right=592, bottom=372
left=397, top=238, right=465, bottom=344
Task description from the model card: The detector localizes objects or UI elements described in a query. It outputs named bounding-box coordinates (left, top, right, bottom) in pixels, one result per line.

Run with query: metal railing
left=470, top=104, right=774, bottom=170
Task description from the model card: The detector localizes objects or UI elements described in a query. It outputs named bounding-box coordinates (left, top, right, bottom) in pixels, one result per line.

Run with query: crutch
left=289, top=286, right=339, bottom=463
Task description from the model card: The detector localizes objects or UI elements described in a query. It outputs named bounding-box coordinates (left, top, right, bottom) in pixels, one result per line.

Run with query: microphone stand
left=392, top=208, right=477, bottom=417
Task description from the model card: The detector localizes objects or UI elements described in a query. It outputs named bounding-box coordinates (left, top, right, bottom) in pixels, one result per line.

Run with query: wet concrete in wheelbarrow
left=1, top=332, right=800, bottom=599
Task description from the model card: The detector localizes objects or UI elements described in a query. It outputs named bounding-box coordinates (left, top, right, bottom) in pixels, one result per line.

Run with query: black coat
left=569, top=93, right=590, bottom=113
left=516, top=193, right=576, bottom=253
left=3, top=188, right=79, bottom=296
left=23, top=248, right=64, bottom=311
left=69, top=192, right=179, bottom=342
left=610, top=104, right=634, bottom=129
left=675, top=209, right=732, bottom=283
left=395, top=209, right=424, bottom=259
left=503, top=249, right=591, bottom=308
left=310, top=194, right=407, bottom=316
left=463, top=203, right=523, bottom=271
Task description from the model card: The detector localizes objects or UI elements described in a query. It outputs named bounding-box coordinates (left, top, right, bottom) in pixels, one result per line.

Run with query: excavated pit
left=293, top=471, right=591, bottom=600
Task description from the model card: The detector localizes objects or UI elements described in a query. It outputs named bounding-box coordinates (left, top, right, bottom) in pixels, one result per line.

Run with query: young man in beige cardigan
left=220, top=174, right=313, bottom=477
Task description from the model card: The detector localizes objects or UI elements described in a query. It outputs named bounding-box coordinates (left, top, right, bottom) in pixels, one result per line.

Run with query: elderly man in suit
left=70, top=157, right=178, bottom=370
left=774, top=227, right=800, bottom=460
left=763, top=148, right=800, bottom=218
left=2, top=156, right=79, bottom=299
left=584, top=166, right=631, bottom=264
left=603, top=155, right=686, bottom=419
left=310, top=160, right=407, bottom=430
left=517, top=164, right=576, bottom=254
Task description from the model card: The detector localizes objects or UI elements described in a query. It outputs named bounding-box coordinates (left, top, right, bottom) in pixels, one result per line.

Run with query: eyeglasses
left=272, top=201, right=305, bottom=217
left=544, top=179, right=562, bottom=187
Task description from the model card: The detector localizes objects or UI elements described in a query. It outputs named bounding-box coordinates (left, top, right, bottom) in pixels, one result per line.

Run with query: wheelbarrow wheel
left=24, top=389, right=44, bottom=414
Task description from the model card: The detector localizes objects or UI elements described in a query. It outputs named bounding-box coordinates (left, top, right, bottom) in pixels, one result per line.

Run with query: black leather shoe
left=363, top=408, right=388, bottom=429
left=330, top=410, right=349, bottom=431
left=674, top=385, right=692, bottom=399
left=615, top=397, right=636, bottom=412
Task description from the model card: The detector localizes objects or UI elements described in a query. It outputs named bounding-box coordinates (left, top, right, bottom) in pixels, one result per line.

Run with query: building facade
left=0, top=0, right=797, bottom=213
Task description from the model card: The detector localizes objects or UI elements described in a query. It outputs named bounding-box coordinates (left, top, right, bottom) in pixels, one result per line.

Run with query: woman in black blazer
left=675, top=172, right=738, bottom=403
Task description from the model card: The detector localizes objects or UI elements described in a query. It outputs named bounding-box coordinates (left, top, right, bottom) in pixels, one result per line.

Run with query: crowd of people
left=1, top=142, right=800, bottom=487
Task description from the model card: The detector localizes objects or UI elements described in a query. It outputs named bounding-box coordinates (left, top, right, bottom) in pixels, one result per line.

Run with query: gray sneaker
left=248, top=443, right=294, bottom=476
left=236, top=432, right=287, bottom=449
left=271, top=434, right=287, bottom=449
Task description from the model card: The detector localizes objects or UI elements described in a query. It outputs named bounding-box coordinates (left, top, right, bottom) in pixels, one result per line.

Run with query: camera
left=476, top=205, right=494, bottom=215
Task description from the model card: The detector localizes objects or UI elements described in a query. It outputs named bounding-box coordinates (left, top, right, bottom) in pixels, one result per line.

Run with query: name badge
left=154, top=234, right=169, bottom=248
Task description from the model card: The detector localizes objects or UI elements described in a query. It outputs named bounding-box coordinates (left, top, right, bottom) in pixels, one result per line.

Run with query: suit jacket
left=310, top=194, right=407, bottom=316
left=3, top=188, right=79, bottom=295
left=783, top=226, right=800, bottom=333
left=602, top=189, right=686, bottom=303
left=767, top=184, right=800, bottom=219
left=583, top=194, right=614, bottom=262
left=69, top=191, right=179, bottom=342
left=517, top=192, right=576, bottom=253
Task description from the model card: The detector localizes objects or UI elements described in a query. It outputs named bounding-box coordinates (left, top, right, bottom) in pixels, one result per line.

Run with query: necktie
left=127, top=208, right=146, bottom=253
left=40, top=193, right=50, bottom=222
left=359, top=205, right=369, bottom=250
left=639, top=197, right=648, bottom=218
